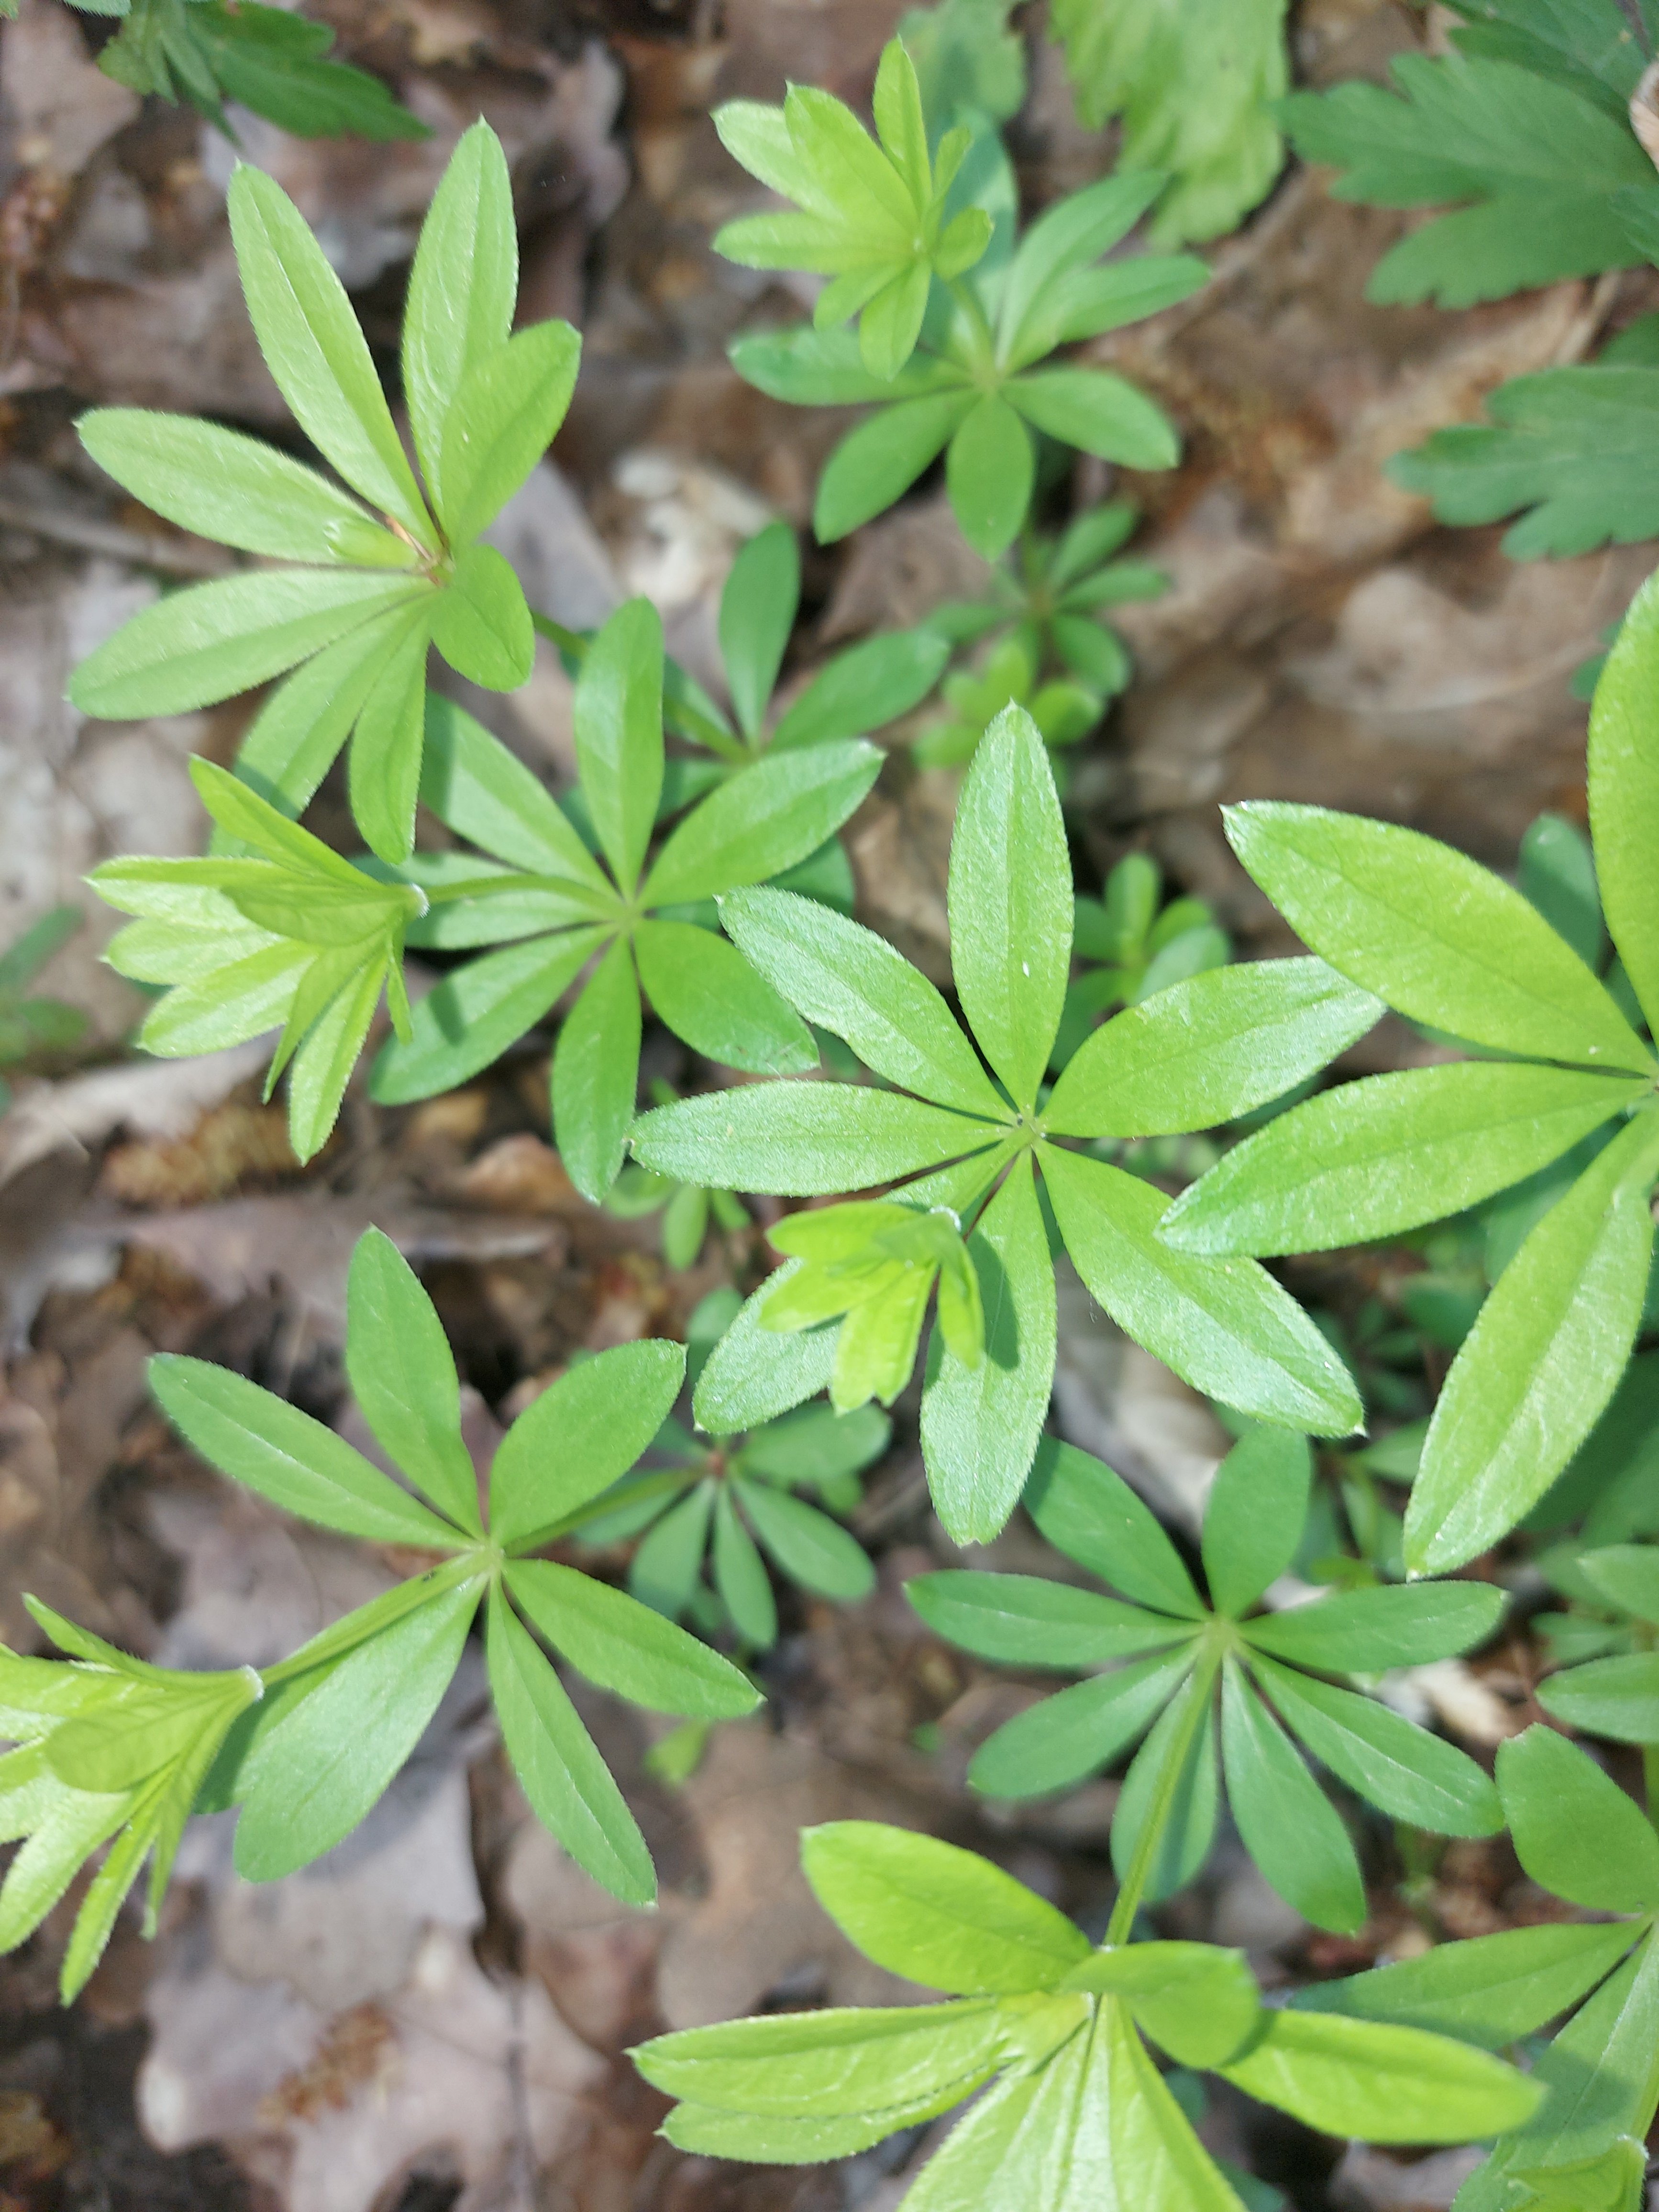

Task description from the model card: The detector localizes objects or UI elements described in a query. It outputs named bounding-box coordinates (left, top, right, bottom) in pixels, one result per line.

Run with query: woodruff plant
left=1159, top=571, right=1659, bottom=1577
left=0, top=1230, right=755, bottom=2000
left=633, top=703, right=1370, bottom=1541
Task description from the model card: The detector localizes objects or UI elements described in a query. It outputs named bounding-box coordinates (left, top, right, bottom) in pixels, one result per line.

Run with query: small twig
left=0, top=495, right=232, bottom=578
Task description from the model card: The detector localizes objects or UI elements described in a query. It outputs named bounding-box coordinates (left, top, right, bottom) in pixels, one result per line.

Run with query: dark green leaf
left=906, top=1570, right=1192, bottom=1668
left=770, top=628, right=950, bottom=750
left=1222, top=1663, right=1365, bottom=1934
left=574, top=599, right=663, bottom=895
left=1241, top=1581, right=1504, bottom=1671
left=552, top=934, right=641, bottom=1204
left=970, top=1650, right=1197, bottom=1800
left=945, top=395, right=1034, bottom=560
left=1110, top=1667, right=1220, bottom=1902
left=636, top=919, right=816, bottom=1075
left=1202, top=1428, right=1310, bottom=1619
left=371, top=927, right=603, bottom=1103
left=735, top=1479, right=874, bottom=1599
left=1539, top=1651, right=1659, bottom=1742
left=814, top=391, right=975, bottom=542
left=720, top=521, right=799, bottom=743
left=1024, top=1434, right=1206, bottom=1618
left=345, top=1228, right=480, bottom=1535
left=1254, top=1657, right=1502, bottom=1836
left=504, top=1559, right=755, bottom=1717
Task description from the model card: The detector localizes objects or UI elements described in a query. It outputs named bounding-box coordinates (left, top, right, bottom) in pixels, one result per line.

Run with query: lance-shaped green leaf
left=1202, top=1427, right=1310, bottom=1619
left=504, top=1560, right=755, bottom=1718
left=636, top=1998, right=1008, bottom=2118
left=369, top=926, right=605, bottom=1104
left=632, top=1081, right=997, bottom=1195
left=149, top=1353, right=467, bottom=1549
left=490, top=1338, right=686, bottom=1552
left=1045, top=959, right=1382, bottom=1140
left=1293, top=1919, right=1646, bottom=2049
left=905, top=1572, right=1190, bottom=1670
left=950, top=704, right=1072, bottom=1113
left=635, top=920, right=816, bottom=1077
left=1060, top=1942, right=1260, bottom=2069
left=437, top=321, right=580, bottom=548
left=1539, top=1651, right=1659, bottom=1742
left=1024, top=1435, right=1206, bottom=1619
left=1221, top=1661, right=1366, bottom=1935
left=401, top=118, right=517, bottom=499
left=1406, top=1109, right=1659, bottom=1575
left=647, top=744, right=881, bottom=907
left=800, top=1821, right=1091, bottom=1993
left=1589, top=563, right=1659, bottom=1038
left=344, top=1227, right=484, bottom=1537
left=968, top=1648, right=1200, bottom=1800
left=1224, top=801, right=1653, bottom=1073
left=1162, top=1062, right=1650, bottom=1256
left=1217, top=2010, right=1541, bottom=2143
left=485, top=1582, right=656, bottom=1905
left=1240, top=1581, right=1505, bottom=1671
left=1110, top=1661, right=1221, bottom=1903
left=1040, top=1146, right=1362, bottom=1435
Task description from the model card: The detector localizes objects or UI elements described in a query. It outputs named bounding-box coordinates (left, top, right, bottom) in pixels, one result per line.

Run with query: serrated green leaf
left=1051, top=0, right=1289, bottom=247
left=1280, top=54, right=1650, bottom=307
left=1225, top=801, right=1652, bottom=1073
left=485, top=1582, right=655, bottom=1904
left=148, top=1353, right=465, bottom=1548
left=1047, top=958, right=1381, bottom=1141
left=1407, top=1110, right=1659, bottom=1575
left=1040, top=1145, right=1362, bottom=1435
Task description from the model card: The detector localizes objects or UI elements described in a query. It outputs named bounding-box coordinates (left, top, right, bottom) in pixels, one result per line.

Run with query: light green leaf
left=148, top=1353, right=465, bottom=1548
left=429, top=541, right=533, bottom=690
left=635, top=1997, right=1005, bottom=2118
left=346, top=604, right=431, bottom=863
left=771, top=627, right=949, bottom=750
left=227, top=165, right=432, bottom=543
left=970, top=1649, right=1197, bottom=1800
left=419, top=695, right=612, bottom=890
left=1161, top=1062, right=1648, bottom=1257
left=1539, top=1651, right=1659, bottom=1742
left=79, top=409, right=410, bottom=566
left=1498, top=1723, right=1659, bottom=1913
left=815, top=390, right=976, bottom=542
left=693, top=1261, right=841, bottom=1437
left=504, top=1559, right=755, bottom=1717
left=635, top=919, right=816, bottom=1076
left=1254, top=1657, right=1502, bottom=1837
left=1240, top=1581, right=1504, bottom=1671
left=68, top=566, right=425, bottom=719
left=1006, top=368, right=1180, bottom=469
left=344, top=1227, right=480, bottom=1536
left=713, top=1484, right=777, bottom=1644
left=491, top=1337, right=686, bottom=1551
left=1589, top=564, right=1659, bottom=1037
left=1024, top=1433, right=1206, bottom=1617
left=1225, top=801, right=1653, bottom=1073
left=919, top=1152, right=1056, bottom=1543
left=234, top=1577, right=480, bottom=1879
left=719, top=886, right=1007, bottom=1119
left=1293, top=1919, right=1643, bottom=2049
left=437, top=320, right=580, bottom=545
left=945, top=395, right=1034, bottom=560
left=1217, top=2010, right=1541, bottom=2144
left=735, top=1479, right=874, bottom=1599
left=552, top=934, right=641, bottom=1204
left=371, top=926, right=604, bottom=1103
left=1047, top=958, right=1382, bottom=1141
left=1222, top=1662, right=1365, bottom=1935
left=950, top=703, right=1071, bottom=1111
left=1202, top=1427, right=1310, bottom=1619
left=906, top=1569, right=1188, bottom=1668
left=801, top=1820, right=1090, bottom=1993
left=1110, top=1666, right=1220, bottom=1901
left=630, top=1080, right=997, bottom=1195
left=645, top=742, right=881, bottom=907
left=1040, top=1146, right=1362, bottom=1435
left=401, top=118, right=518, bottom=498
left=574, top=598, right=663, bottom=895
left=720, top=520, right=799, bottom=743
left=1407, top=1110, right=1659, bottom=1575
left=485, top=1582, right=655, bottom=1904
left=1062, top=1941, right=1260, bottom=2069
left=234, top=597, right=433, bottom=821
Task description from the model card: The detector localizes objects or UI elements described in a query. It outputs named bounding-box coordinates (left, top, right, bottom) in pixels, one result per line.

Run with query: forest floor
left=0, top=1, right=1644, bottom=2206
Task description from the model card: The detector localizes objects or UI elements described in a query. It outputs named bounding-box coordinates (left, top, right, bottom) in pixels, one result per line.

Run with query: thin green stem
left=947, top=276, right=997, bottom=373
left=1105, top=1644, right=1222, bottom=1946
